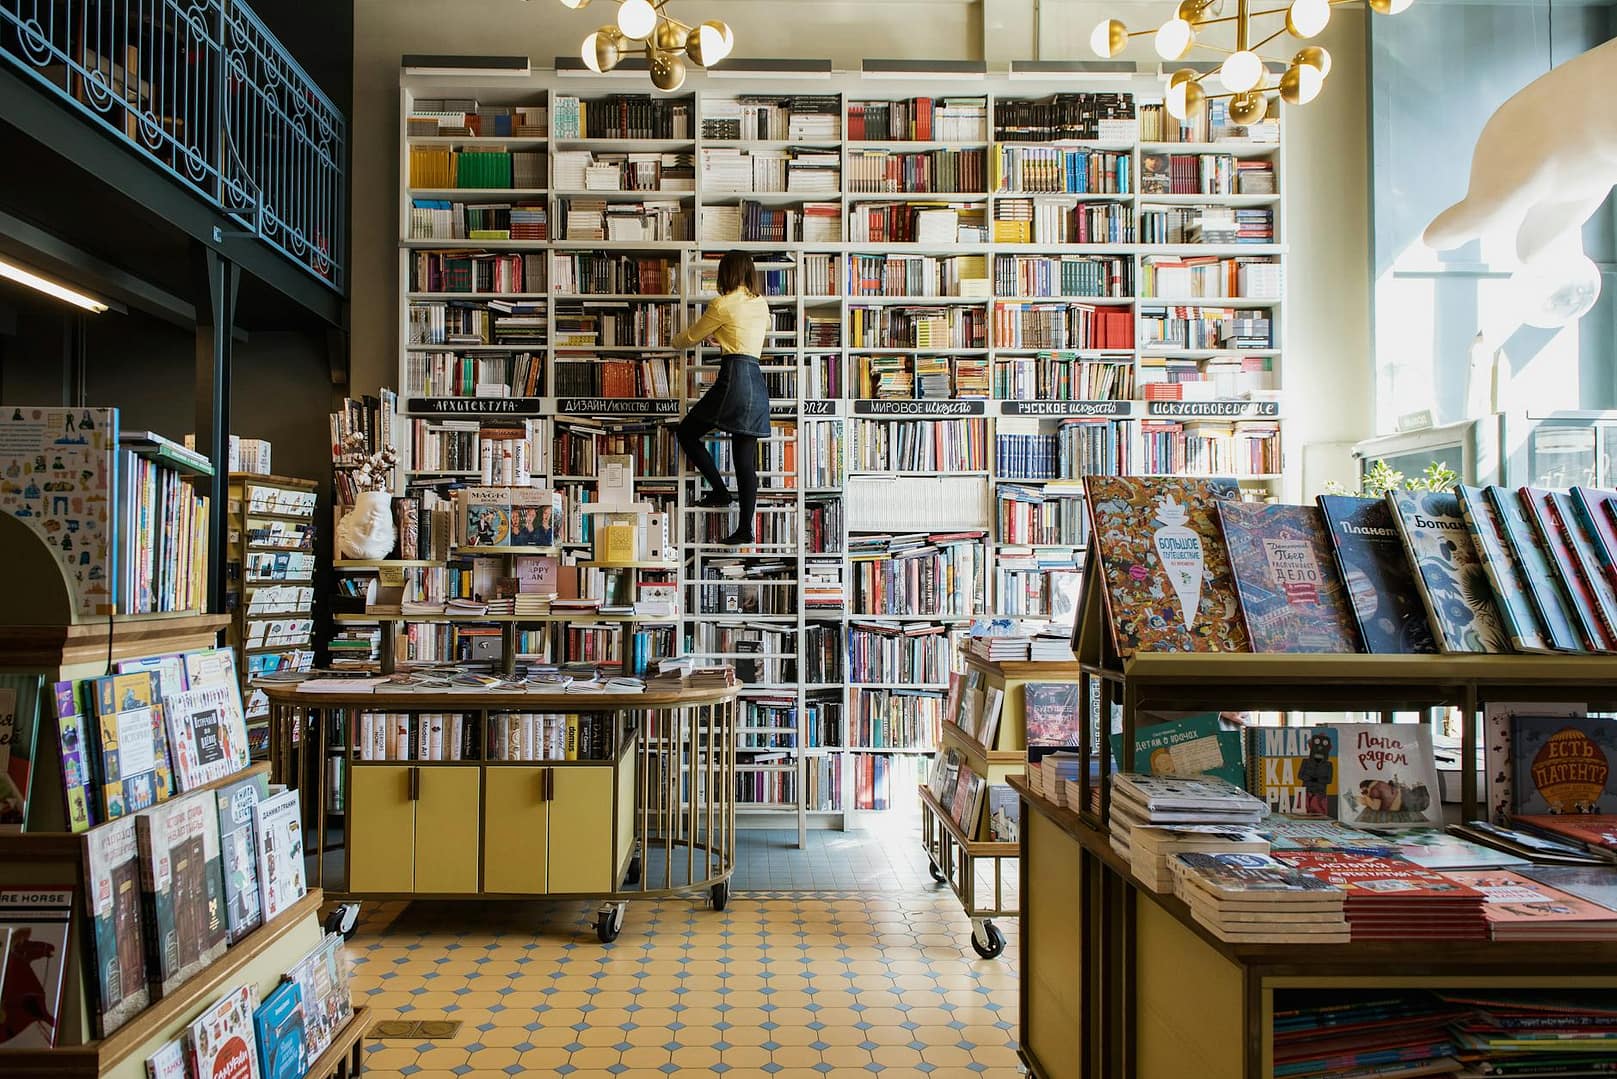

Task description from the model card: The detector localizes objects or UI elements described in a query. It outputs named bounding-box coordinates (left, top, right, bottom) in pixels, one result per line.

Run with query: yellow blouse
left=672, top=288, right=769, bottom=356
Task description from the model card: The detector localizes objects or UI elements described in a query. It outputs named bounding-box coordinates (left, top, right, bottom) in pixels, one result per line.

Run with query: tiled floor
left=348, top=845, right=1024, bottom=1078
left=730, top=825, right=935, bottom=892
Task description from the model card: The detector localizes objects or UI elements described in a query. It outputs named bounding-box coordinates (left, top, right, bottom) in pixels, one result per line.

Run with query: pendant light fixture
left=1089, top=0, right=1413, bottom=121
left=548, top=0, right=735, bottom=90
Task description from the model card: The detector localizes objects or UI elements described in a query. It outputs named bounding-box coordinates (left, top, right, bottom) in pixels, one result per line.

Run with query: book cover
left=1385, top=490, right=1512, bottom=653
left=1486, top=485, right=1586, bottom=653
left=116, top=654, right=189, bottom=699
left=950, top=767, right=984, bottom=833
left=1552, top=490, right=1617, bottom=649
left=89, top=671, right=174, bottom=820
left=1573, top=486, right=1617, bottom=591
left=1216, top=502, right=1360, bottom=653
left=1110, top=713, right=1244, bottom=788
left=508, top=487, right=559, bottom=547
left=135, top=789, right=228, bottom=997
left=286, top=933, right=352, bottom=1060
left=1276, top=850, right=1485, bottom=901
left=977, top=686, right=1005, bottom=748
left=0, top=678, right=41, bottom=833
left=145, top=1039, right=189, bottom=1079
left=0, top=886, right=72, bottom=1048
left=1454, top=485, right=1553, bottom=653
left=163, top=683, right=250, bottom=792
left=0, top=407, right=118, bottom=617
left=183, top=649, right=239, bottom=691
left=1247, top=726, right=1338, bottom=818
left=987, top=784, right=1020, bottom=843
left=186, top=983, right=262, bottom=1079
left=1260, top=818, right=1392, bottom=852
left=1518, top=865, right=1617, bottom=912
left=1171, top=851, right=1344, bottom=899
left=1446, top=869, right=1617, bottom=927
left=50, top=681, right=96, bottom=833
left=1485, top=701, right=1586, bottom=826
left=1315, top=495, right=1437, bottom=654
left=1511, top=715, right=1617, bottom=815
left=253, top=980, right=307, bottom=1079
left=252, top=789, right=307, bottom=922
left=1333, top=723, right=1443, bottom=828
left=1140, top=152, right=1172, bottom=195
left=1084, top=476, right=1249, bottom=658
left=216, top=772, right=270, bottom=944
left=513, top=555, right=559, bottom=595
left=461, top=488, right=509, bottom=547
left=1368, top=827, right=1530, bottom=870
left=82, top=815, right=150, bottom=1036
left=1522, top=486, right=1617, bottom=651
left=1022, top=682, right=1081, bottom=747
left=1113, top=772, right=1267, bottom=814
left=1513, top=814, right=1617, bottom=855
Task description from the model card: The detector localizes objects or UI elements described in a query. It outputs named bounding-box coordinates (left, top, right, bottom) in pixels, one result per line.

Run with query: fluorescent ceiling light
left=0, top=256, right=108, bottom=312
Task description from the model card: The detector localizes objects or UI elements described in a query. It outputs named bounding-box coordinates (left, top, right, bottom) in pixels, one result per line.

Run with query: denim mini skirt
left=684, top=353, right=771, bottom=437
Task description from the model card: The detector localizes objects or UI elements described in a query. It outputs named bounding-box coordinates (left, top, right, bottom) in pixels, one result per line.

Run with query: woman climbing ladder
left=672, top=250, right=771, bottom=546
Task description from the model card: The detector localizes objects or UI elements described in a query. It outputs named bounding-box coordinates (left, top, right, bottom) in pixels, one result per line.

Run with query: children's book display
left=0, top=886, right=73, bottom=1048
left=135, top=789, right=229, bottom=997
left=1089, top=477, right=1617, bottom=657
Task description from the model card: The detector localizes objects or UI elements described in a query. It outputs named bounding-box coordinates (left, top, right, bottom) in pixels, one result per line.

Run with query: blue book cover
left=1487, top=485, right=1586, bottom=653
left=1455, top=485, right=1553, bottom=654
left=254, top=980, right=307, bottom=1079
left=1315, top=495, right=1436, bottom=654
left=1386, top=490, right=1512, bottom=653
left=1512, top=715, right=1617, bottom=815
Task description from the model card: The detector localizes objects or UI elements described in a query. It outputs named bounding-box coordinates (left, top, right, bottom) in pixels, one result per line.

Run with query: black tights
left=677, top=415, right=758, bottom=538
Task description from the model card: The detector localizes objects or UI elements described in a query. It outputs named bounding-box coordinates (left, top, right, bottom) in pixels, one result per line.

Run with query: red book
left=1514, top=813, right=1617, bottom=855
left=1522, top=486, right=1616, bottom=651
left=1275, top=851, right=1486, bottom=906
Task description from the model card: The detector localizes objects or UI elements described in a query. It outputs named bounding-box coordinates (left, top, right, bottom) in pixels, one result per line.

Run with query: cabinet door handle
left=543, top=768, right=554, bottom=803
left=409, top=766, right=420, bottom=801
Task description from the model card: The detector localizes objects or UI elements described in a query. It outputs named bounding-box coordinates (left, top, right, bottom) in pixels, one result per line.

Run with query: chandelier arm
left=1249, top=25, right=1293, bottom=51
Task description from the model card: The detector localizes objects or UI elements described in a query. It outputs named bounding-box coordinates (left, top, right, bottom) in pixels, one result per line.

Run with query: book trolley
left=1014, top=577, right=1617, bottom=1079
left=920, top=648, right=1078, bottom=959
left=266, top=679, right=740, bottom=943
left=0, top=586, right=366, bottom=1078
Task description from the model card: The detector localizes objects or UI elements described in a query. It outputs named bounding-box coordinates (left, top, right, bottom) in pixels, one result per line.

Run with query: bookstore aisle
left=342, top=891, right=1023, bottom=1079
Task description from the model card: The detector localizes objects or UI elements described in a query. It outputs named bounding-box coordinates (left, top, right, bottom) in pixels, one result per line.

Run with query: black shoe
left=694, top=491, right=733, bottom=508
left=721, top=529, right=754, bottom=546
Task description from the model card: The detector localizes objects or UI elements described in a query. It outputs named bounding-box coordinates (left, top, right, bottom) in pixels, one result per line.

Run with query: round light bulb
left=581, top=27, right=621, bottom=73
left=1154, top=18, right=1194, bottom=60
left=581, top=30, right=603, bottom=72
left=1293, top=45, right=1332, bottom=76
left=1089, top=18, right=1128, bottom=58
left=1368, top=0, right=1414, bottom=13
left=616, top=0, right=657, bottom=39
left=1286, top=0, right=1331, bottom=37
left=688, top=21, right=732, bottom=67
left=560, top=0, right=591, bottom=8
left=1165, top=68, right=1204, bottom=121
left=1219, top=50, right=1263, bottom=93
left=1279, top=61, right=1324, bottom=104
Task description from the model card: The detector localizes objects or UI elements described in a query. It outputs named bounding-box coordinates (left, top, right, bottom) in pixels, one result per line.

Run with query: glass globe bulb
left=1089, top=19, right=1127, bottom=58
left=1286, top=0, right=1330, bottom=37
left=617, top=0, right=657, bottom=40
left=1280, top=61, right=1324, bottom=105
left=705, top=20, right=734, bottom=62
left=1219, top=50, right=1263, bottom=93
left=1165, top=69, right=1203, bottom=121
left=1155, top=19, right=1194, bottom=60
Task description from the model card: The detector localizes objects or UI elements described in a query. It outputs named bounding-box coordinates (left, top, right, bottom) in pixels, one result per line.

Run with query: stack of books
left=1128, top=823, right=1269, bottom=892
left=1109, top=773, right=1268, bottom=862
left=1276, top=851, right=1490, bottom=940
left=1447, top=869, right=1617, bottom=940
left=1171, top=852, right=1350, bottom=943
left=1029, top=624, right=1075, bottom=660
left=968, top=635, right=1031, bottom=662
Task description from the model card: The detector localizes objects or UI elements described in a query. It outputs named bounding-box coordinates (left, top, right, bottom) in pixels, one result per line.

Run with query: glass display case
left=1353, top=411, right=1617, bottom=490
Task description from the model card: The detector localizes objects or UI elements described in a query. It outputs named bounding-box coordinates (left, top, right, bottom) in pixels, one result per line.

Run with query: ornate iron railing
left=0, top=0, right=346, bottom=292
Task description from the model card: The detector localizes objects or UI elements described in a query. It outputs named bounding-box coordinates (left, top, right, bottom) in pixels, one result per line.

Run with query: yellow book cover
left=565, top=715, right=579, bottom=761
left=601, top=522, right=637, bottom=564
left=992, top=220, right=1030, bottom=244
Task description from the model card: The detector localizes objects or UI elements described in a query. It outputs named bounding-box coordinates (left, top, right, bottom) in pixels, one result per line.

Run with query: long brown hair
left=716, top=250, right=757, bottom=296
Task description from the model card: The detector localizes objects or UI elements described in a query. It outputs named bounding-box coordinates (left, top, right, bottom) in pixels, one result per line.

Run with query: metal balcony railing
left=0, top=0, right=346, bottom=292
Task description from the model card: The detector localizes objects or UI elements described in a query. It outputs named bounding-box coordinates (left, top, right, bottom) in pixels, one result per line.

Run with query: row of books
left=994, top=418, right=1136, bottom=480
left=1141, top=154, right=1276, bottom=196
left=1139, top=205, right=1274, bottom=245
left=997, top=483, right=1089, bottom=547
left=698, top=200, right=841, bottom=244
left=552, top=150, right=694, bottom=192
left=702, top=95, right=840, bottom=142
left=847, top=532, right=987, bottom=617
left=407, top=300, right=546, bottom=346
left=408, top=100, right=545, bottom=138
left=846, top=417, right=988, bottom=472
left=557, top=198, right=689, bottom=242
left=846, top=252, right=987, bottom=298
left=927, top=749, right=1020, bottom=841
left=404, top=349, right=543, bottom=399
left=855, top=354, right=991, bottom=400
left=846, top=96, right=988, bottom=142
left=992, top=352, right=1135, bottom=400
left=1137, top=418, right=1280, bottom=477
left=552, top=94, right=691, bottom=140
left=699, top=147, right=840, bottom=194
left=994, top=253, right=1130, bottom=299
left=407, top=199, right=547, bottom=241
left=851, top=688, right=944, bottom=750
left=409, top=250, right=544, bottom=294
left=994, top=301, right=1135, bottom=351
left=847, top=148, right=987, bottom=194
left=405, top=147, right=544, bottom=189
left=990, top=146, right=1129, bottom=194
left=992, top=92, right=1135, bottom=142
left=846, top=202, right=987, bottom=245
left=846, top=620, right=954, bottom=684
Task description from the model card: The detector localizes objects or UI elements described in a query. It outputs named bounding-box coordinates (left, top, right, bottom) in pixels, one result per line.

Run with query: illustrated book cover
left=1385, top=490, right=1512, bottom=653
left=1455, top=485, right=1553, bottom=653
left=0, top=886, right=73, bottom=1048
left=1022, top=682, right=1081, bottom=747
left=1215, top=501, right=1360, bottom=653
left=1511, top=714, right=1617, bottom=815
left=1315, top=495, right=1437, bottom=654
left=460, top=487, right=510, bottom=547
left=1246, top=725, right=1338, bottom=818
left=1446, top=869, right=1617, bottom=932
left=216, top=772, right=270, bottom=943
left=1573, top=486, right=1617, bottom=591
left=116, top=653, right=188, bottom=699
left=286, top=932, right=352, bottom=1060
left=253, top=980, right=308, bottom=1079
left=50, top=680, right=97, bottom=833
left=82, top=815, right=150, bottom=1036
left=1518, top=865, right=1617, bottom=912
left=1486, top=485, right=1587, bottom=653
left=252, top=789, right=306, bottom=922
left=183, top=649, right=239, bottom=691
left=135, top=788, right=228, bottom=997
left=1276, top=850, right=1485, bottom=902
left=163, top=683, right=250, bottom=792
left=1332, top=723, right=1444, bottom=828
left=1367, top=827, right=1530, bottom=871
left=987, top=784, right=1021, bottom=843
left=0, top=677, right=43, bottom=833
left=1552, top=489, right=1617, bottom=649
left=1110, top=713, right=1244, bottom=788
left=1170, top=852, right=1344, bottom=900
left=145, top=1039, right=189, bottom=1079
left=1084, top=475, right=1249, bottom=658
left=186, top=982, right=262, bottom=1079
left=1513, top=814, right=1617, bottom=857
left=1485, top=701, right=1587, bottom=825
left=89, top=671, right=174, bottom=820
left=1520, top=486, right=1616, bottom=652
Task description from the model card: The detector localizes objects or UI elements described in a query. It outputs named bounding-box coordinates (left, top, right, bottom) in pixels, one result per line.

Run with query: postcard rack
left=1014, top=583, right=1617, bottom=1079
left=266, top=681, right=740, bottom=942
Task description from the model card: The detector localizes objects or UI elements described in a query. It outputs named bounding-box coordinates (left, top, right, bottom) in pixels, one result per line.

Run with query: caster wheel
left=971, top=920, right=1006, bottom=960
left=624, top=856, right=642, bottom=887
left=324, top=902, right=361, bottom=940
left=928, top=859, right=946, bottom=884
left=596, top=903, right=625, bottom=944
left=710, top=881, right=730, bottom=911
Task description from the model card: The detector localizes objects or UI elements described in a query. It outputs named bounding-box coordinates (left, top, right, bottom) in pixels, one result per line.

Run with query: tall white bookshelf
left=392, top=67, right=1288, bottom=842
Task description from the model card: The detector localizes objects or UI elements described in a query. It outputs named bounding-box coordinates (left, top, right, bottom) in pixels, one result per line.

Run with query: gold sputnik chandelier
left=556, top=0, right=735, bottom=91
left=1090, top=0, right=1412, bottom=124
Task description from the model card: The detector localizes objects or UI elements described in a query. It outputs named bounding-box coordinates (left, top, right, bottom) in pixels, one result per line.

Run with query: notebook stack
left=1276, top=851, right=1490, bottom=940
left=1129, top=823, right=1269, bottom=892
left=1170, top=852, right=1350, bottom=943
left=1109, top=772, right=1268, bottom=863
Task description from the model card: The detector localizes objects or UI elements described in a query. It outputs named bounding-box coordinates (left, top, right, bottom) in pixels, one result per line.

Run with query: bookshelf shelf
left=408, top=135, right=549, bottom=146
